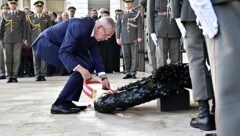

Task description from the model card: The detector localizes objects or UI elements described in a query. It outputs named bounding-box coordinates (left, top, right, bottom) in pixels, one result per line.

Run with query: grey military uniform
left=202, top=0, right=240, bottom=135
left=0, top=17, right=5, bottom=77
left=147, top=0, right=181, bottom=67
left=28, top=13, right=52, bottom=77
left=170, top=0, right=214, bottom=102
left=116, top=10, right=143, bottom=76
left=0, top=10, right=27, bottom=79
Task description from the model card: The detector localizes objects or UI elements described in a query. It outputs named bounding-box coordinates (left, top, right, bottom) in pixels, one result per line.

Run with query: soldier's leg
left=147, top=35, right=157, bottom=71
left=0, top=41, right=6, bottom=78
left=4, top=43, right=13, bottom=78
left=169, top=38, right=180, bottom=64
left=130, top=43, right=138, bottom=76
left=122, top=44, right=131, bottom=75
left=32, top=49, right=41, bottom=78
left=184, top=22, right=215, bottom=131
left=41, top=59, right=47, bottom=78
left=205, top=2, right=240, bottom=135
left=156, top=38, right=165, bottom=67
left=12, top=42, right=22, bottom=78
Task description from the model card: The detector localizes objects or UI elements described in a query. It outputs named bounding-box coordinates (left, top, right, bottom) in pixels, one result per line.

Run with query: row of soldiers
left=0, top=0, right=77, bottom=82
left=116, top=0, right=216, bottom=135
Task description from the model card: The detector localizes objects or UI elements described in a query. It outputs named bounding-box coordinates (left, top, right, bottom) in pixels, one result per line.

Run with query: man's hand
left=175, top=18, right=187, bottom=38
left=116, top=39, right=121, bottom=45
left=137, top=38, right=142, bottom=43
left=102, top=79, right=110, bottom=90
left=76, top=66, right=92, bottom=81
left=24, top=40, right=29, bottom=47
left=150, top=33, right=158, bottom=47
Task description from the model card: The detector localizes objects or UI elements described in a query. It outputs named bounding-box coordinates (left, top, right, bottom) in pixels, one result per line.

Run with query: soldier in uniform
left=68, top=6, right=76, bottom=18
left=0, top=0, right=27, bottom=83
left=188, top=0, right=240, bottom=135
left=0, top=3, right=10, bottom=80
left=170, top=0, right=215, bottom=131
left=28, top=1, right=52, bottom=81
left=116, top=0, right=143, bottom=79
left=147, top=0, right=181, bottom=67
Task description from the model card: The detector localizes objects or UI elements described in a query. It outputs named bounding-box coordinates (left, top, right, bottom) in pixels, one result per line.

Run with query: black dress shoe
left=35, top=75, right=42, bottom=81
left=7, top=78, right=13, bottom=83
left=51, top=105, right=81, bottom=114
left=131, top=75, right=137, bottom=79
left=205, top=133, right=217, bottom=136
left=68, top=102, right=88, bottom=111
left=0, top=76, right=6, bottom=79
left=190, top=114, right=215, bottom=131
left=41, top=76, right=46, bottom=81
left=12, top=78, right=18, bottom=82
left=123, top=74, right=132, bottom=79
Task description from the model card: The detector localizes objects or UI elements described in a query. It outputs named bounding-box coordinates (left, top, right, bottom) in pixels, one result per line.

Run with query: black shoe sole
left=190, top=123, right=216, bottom=131
left=50, top=109, right=80, bottom=114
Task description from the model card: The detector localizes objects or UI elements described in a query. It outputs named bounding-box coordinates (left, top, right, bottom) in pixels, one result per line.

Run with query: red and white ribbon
left=82, top=79, right=120, bottom=99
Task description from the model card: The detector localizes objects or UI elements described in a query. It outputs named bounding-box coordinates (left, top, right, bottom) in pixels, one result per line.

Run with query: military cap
left=68, top=6, right=76, bottom=12
left=34, top=1, right=44, bottom=6
left=8, top=0, right=18, bottom=3
left=123, top=0, right=134, bottom=2
left=1, top=3, right=10, bottom=10
left=115, top=9, right=122, bottom=14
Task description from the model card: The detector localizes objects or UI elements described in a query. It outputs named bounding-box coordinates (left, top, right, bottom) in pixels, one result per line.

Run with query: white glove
left=189, top=0, right=218, bottom=38
left=150, top=33, right=158, bottom=47
left=175, top=18, right=187, bottom=38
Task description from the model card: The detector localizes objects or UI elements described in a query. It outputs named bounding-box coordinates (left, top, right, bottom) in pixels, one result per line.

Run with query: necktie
left=12, top=12, right=15, bottom=16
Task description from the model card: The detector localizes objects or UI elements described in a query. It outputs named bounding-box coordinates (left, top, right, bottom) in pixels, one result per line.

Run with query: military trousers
left=205, top=2, right=240, bottom=136
left=156, top=37, right=180, bottom=67
left=4, top=42, right=22, bottom=78
left=184, top=22, right=214, bottom=101
left=147, top=35, right=157, bottom=71
left=122, top=43, right=138, bottom=76
left=0, top=40, right=5, bottom=76
left=32, top=49, right=47, bottom=76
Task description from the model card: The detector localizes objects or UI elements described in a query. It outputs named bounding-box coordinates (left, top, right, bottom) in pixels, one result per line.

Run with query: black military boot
left=190, top=100, right=216, bottom=131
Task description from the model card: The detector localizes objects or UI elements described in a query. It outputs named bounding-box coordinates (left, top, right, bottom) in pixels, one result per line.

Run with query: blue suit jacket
left=32, top=17, right=105, bottom=73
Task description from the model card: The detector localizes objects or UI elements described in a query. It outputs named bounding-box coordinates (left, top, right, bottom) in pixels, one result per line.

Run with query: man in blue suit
left=32, top=17, right=116, bottom=114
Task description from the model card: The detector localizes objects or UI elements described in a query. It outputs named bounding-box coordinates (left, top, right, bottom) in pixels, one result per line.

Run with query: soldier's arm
left=146, top=0, right=155, bottom=34
left=116, top=13, right=122, bottom=40
left=170, top=0, right=182, bottom=18
left=22, top=11, right=27, bottom=41
left=0, top=17, right=4, bottom=40
left=137, top=11, right=143, bottom=39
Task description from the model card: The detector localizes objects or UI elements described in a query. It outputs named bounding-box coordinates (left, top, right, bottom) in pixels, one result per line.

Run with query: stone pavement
left=0, top=72, right=215, bottom=136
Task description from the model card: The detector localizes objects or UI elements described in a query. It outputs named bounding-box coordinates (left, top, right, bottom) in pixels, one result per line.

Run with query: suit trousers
left=4, top=42, right=22, bottom=78
left=32, top=49, right=47, bottom=76
left=184, top=22, right=214, bottom=101
left=122, top=43, right=138, bottom=75
left=205, top=2, right=240, bottom=136
left=156, top=37, right=180, bottom=67
left=0, top=40, right=5, bottom=76
left=147, top=35, right=157, bottom=71
left=58, top=55, right=94, bottom=102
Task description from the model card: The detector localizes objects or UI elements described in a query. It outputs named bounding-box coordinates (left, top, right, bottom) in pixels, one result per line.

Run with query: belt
left=155, top=11, right=170, bottom=16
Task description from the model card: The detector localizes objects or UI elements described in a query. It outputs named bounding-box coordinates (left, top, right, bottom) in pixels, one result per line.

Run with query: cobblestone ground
left=0, top=70, right=215, bottom=136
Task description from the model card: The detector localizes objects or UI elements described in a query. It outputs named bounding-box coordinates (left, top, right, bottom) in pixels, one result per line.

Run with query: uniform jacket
left=0, top=10, right=27, bottom=43
left=211, top=0, right=240, bottom=4
left=28, top=13, right=52, bottom=44
left=32, top=17, right=105, bottom=73
left=170, top=0, right=196, bottom=21
left=116, top=9, right=143, bottom=45
left=147, top=0, right=181, bottom=38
